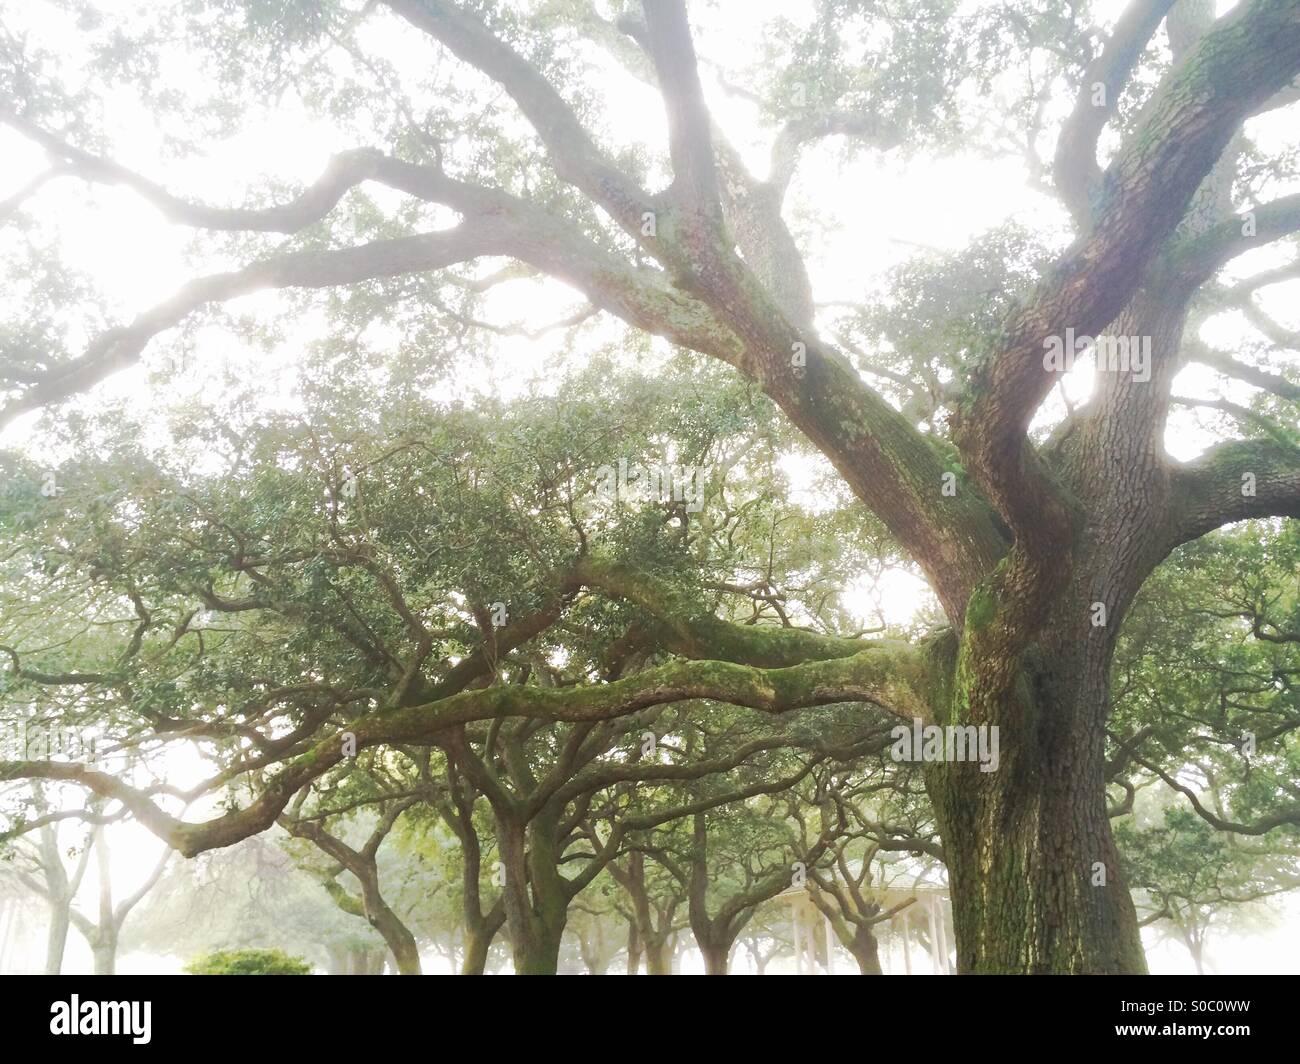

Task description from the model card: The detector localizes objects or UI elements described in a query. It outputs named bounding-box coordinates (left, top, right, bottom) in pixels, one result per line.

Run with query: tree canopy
left=1, top=0, right=1298, bottom=975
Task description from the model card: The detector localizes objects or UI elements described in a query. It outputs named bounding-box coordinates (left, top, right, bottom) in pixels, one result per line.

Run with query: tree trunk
left=919, top=273, right=1199, bottom=975
left=850, top=930, right=883, bottom=975
left=626, top=919, right=642, bottom=974
left=644, top=938, right=672, bottom=976
left=699, top=940, right=730, bottom=975
left=931, top=640, right=1147, bottom=974
left=929, top=289, right=1192, bottom=974
left=92, top=940, right=116, bottom=976
left=365, top=899, right=421, bottom=975
left=511, top=924, right=565, bottom=975
left=700, top=945, right=729, bottom=975
left=496, top=813, right=568, bottom=975
left=462, top=925, right=492, bottom=976
left=44, top=902, right=70, bottom=976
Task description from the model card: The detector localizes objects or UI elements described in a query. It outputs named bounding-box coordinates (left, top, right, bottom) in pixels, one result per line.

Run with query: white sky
left=1, top=0, right=1298, bottom=973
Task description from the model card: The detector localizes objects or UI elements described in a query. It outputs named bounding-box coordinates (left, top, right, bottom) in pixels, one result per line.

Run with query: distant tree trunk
left=698, top=939, right=730, bottom=976
left=625, top=918, right=642, bottom=974
left=462, top=924, right=493, bottom=976
left=849, top=931, right=883, bottom=975
left=44, top=902, right=70, bottom=976
left=91, top=938, right=117, bottom=976
left=452, top=796, right=504, bottom=975
left=644, top=938, right=673, bottom=976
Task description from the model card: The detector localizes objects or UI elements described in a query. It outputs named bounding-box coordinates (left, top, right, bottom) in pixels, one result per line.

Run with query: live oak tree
left=0, top=366, right=900, bottom=973
left=1108, top=520, right=1300, bottom=840
left=607, top=846, right=688, bottom=974
left=398, top=759, right=508, bottom=974
left=279, top=765, right=431, bottom=975
left=1118, top=804, right=1297, bottom=973
left=562, top=897, right=626, bottom=975
left=1105, top=520, right=1300, bottom=970
left=667, top=790, right=839, bottom=975
left=2, top=785, right=97, bottom=974
left=3, top=0, right=1300, bottom=973
left=793, top=766, right=943, bottom=974
left=1, top=785, right=174, bottom=975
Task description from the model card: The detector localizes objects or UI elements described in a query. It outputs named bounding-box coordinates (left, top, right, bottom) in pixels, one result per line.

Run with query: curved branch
left=2, top=111, right=386, bottom=233
left=1136, top=756, right=1300, bottom=834
left=381, top=0, right=653, bottom=241
left=1053, top=0, right=1178, bottom=226
left=1169, top=192, right=1300, bottom=292
left=1170, top=435, right=1300, bottom=546
left=1189, top=342, right=1300, bottom=400
left=953, top=0, right=1300, bottom=617
left=1, top=641, right=925, bottom=857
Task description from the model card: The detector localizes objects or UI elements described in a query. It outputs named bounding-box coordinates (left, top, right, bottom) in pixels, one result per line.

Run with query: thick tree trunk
left=381, top=924, right=421, bottom=975
left=932, top=643, right=1147, bottom=974
left=496, top=813, right=568, bottom=975
left=644, top=938, right=672, bottom=976
left=699, top=940, right=730, bottom=975
left=511, top=924, right=565, bottom=975
left=929, top=285, right=1194, bottom=974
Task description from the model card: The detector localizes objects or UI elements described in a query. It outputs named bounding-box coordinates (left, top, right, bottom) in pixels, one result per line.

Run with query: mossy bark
left=931, top=612, right=1147, bottom=973
left=496, top=812, right=569, bottom=975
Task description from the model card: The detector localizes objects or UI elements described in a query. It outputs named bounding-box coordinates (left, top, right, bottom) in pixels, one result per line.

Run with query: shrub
left=184, top=949, right=312, bottom=975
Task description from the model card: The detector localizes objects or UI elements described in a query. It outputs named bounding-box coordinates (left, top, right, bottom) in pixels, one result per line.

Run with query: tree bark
left=496, top=813, right=568, bottom=975
left=931, top=634, right=1147, bottom=974
left=625, top=919, right=642, bottom=974
left=699, top=940, right=730, bottom=975
left=849, top=931, right=883, bottom=975
left=461, top=924, right=493, bottom=975
left=644, top=938, right=673, bottom=976
left=358, top=880, right=420, bottom=975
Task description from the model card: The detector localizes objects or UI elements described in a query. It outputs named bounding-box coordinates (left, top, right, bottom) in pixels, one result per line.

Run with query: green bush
left=184, top=949, right=312, bottom=975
